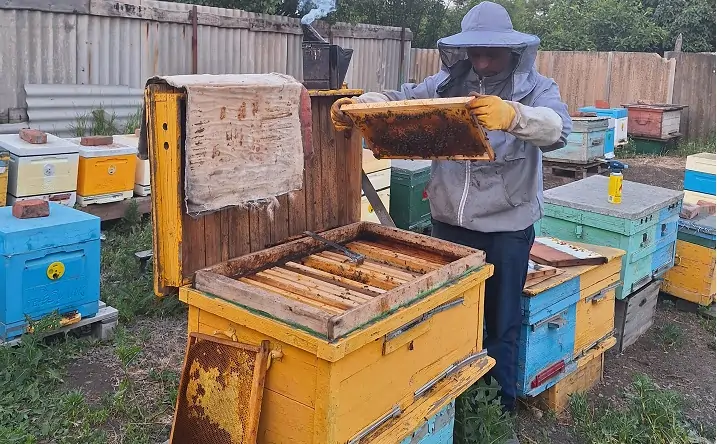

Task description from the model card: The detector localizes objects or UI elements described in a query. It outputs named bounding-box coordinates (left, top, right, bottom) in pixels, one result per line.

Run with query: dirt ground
left=57, top=155, right=713, bottom=444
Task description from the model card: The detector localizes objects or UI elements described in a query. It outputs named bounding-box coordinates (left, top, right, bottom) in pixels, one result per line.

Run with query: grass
left=656, top=322, right=683, bottom=347
left=454, top=377, right=516, bottom=444
left=615, top=136, right=716, bottom=158
left=68, top=106, right=142, bottom=137
left=570, top=374, right=700, bottom=444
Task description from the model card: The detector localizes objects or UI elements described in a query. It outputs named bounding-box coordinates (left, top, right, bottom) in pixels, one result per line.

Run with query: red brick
left=19, top=129, right=47, bottom=144
left=134, top=129, right=141, bottom=137
left=80, top=135, right=114, bottom=146
left=12, top=199, right=50, bottom=219
left=680, top=203, right=701, bottom=220
left=696, top=200, right=716, bottom=215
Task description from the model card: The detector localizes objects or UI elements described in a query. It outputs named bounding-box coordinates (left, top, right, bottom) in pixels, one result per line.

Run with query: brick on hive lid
left=80, top=135, right=114, bottom=146
left=12, top=199, right=50, bottom=219
left=680, top=202, right=701, bottom=220
left=134, top=129, right=141, bottom=137
left=696, top=200, right=716, bottom=216
left=19, top=129, right=47, bottom=144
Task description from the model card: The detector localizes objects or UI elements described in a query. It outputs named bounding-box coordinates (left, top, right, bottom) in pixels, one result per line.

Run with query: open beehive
left=184, top=221, right=494, bottom=442
left=195, top=221, right=489, bottom=340
left=340, top=97, right=495, bottom=160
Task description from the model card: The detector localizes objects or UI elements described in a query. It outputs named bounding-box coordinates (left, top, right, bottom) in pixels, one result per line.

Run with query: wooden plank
left=615, top=280, right=660, bottom=352
left=246, top=340, right=271, bottom=444
left=195, top=270, right=332, bottom=336
left=272, top=195, right=290, bottom=246
left=306, top=99, right=324, bottom=232
left=241, top=276, right=344, bottom=315
left=219, top=209, right=231, bottom=262
left=344, top=131, right=362, bottom=224
left=303, top=255, right=405, bottom=290
left=255, top=270, right=360, bottom=308
left=183, top=213, right=206, bottom=278
left=363, top=223, right=479, bottom=260
left=335, top=127, right=349, bottom=226
left=317, top=251, right=418, bottom=280
left=269, top=267, right=370, bottom=303
left=318, top=98, right=339, bottom=229
left=203, top=211, right=223, bottom=267
left=284, top=261, right=385, bottom=296
left=530, top=242, right=606, bottom=267
left=77, top=196, right=152, bottom=221
left=328, top=260, right=493, bottom=339
left=250, top=205, right=271, bottom=253
left=346, top=241, right=441, bottom=274
left=361, top=239, right=450, bottom=265
left=229, top=207, right=252, bottom=258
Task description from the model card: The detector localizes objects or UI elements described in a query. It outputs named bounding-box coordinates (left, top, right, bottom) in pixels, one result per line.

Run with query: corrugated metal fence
left=0, top=0, right=412, bottom=132
left=409, top=48, right=715, bottom=141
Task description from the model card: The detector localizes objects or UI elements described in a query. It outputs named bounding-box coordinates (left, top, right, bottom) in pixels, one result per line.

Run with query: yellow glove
left=330, top=97, right=357, bottom=132
left=467, top=94, right=517, bottom=131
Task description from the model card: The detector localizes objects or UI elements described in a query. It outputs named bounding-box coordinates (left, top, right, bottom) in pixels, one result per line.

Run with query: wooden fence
left=409, top=49, right=715, bottom=142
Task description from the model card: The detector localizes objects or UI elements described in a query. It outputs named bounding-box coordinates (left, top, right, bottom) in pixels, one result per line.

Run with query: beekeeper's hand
left=467, top=93, right=517, bottom=131
left=331, top=98, right=356, bottom=132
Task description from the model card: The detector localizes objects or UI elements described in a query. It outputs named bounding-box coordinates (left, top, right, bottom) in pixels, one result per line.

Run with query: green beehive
left=389, top=160, right=432, bottom=232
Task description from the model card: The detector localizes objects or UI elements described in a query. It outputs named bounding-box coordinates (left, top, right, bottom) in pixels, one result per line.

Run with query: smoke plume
left=299, top=0, right=336, bottom=25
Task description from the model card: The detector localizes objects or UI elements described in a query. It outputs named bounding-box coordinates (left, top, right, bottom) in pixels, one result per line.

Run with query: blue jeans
left=431, top=219, right=535, bottom=412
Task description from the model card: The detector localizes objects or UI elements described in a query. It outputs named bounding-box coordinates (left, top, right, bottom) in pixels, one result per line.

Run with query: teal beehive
left=537, top=175, right=683, bottom=299
left=0, top=202, right=101, bottom=340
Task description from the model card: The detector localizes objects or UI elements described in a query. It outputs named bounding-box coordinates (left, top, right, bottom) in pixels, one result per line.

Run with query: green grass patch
left=68, top=106, right=143, bottom=137
left=570, top=374, right=702, bottom=443
left=616, top=136, right=715, bottom=159
left=454, top=377, right=516, bottom=444
left=656, top=322, right=683, bottom=347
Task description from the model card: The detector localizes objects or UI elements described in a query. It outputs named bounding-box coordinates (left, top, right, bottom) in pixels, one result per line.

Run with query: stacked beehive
left=543, top=115, right=609, bottom=164
left=535, top=175, right=683, bottom=353
left=360, top=147, right=391, bottom=223
left=622, top=103, right=687, bottom=155
left=662, top=153, right=716, bottom=307
left=578, top=106, right=630, bottom=157
left=389, top=160, right=432, bottom=233
left=519, top=240, right=623, bottom=411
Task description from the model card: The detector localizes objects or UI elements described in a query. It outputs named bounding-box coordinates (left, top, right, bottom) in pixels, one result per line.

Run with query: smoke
left=299, top=0, right=336, bottom=25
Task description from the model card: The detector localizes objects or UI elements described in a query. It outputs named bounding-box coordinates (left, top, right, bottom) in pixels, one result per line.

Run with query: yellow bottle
left=608, top=171, right=623, bottom=204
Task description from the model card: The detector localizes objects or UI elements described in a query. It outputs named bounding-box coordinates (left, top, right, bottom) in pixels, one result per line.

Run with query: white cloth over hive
left=151, top=74, right=305, bottom=216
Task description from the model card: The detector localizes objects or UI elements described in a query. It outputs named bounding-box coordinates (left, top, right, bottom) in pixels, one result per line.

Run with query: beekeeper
left=331, top=0, right=571, bottom=431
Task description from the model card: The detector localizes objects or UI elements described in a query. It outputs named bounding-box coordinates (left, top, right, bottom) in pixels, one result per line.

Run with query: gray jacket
left=356, top=2, right=572, bottom=233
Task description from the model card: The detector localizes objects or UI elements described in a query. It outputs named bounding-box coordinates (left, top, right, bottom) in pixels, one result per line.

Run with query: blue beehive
left=398, top=400, right=455, bottom=444
left=0, top=202, right=101, bottom=340
left=579, top=106, right=629, bottom=147
left=536, top=176, right=683, bottom=299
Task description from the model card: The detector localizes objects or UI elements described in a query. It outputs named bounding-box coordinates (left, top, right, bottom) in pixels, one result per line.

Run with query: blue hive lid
left=578, top=106, right=628, bottom=119
left=0, top=202, right=100, bottom=255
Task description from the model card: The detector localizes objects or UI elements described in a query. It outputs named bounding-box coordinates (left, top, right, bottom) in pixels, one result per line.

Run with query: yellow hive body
left=662, top=239, right=716, bottom=306
left=0, top=151, right=8, bottom=206
left=533, top=337, right=615, bottom=413
left=69, top=137, right=137, bottom=205
left=180, top=262, right=493, bottom=443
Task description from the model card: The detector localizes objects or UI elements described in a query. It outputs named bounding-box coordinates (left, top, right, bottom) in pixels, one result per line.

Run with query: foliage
left=453, top=377, right=515, bottom=444
left=165, top=0, right=715, bottom=54
left=570, top=374, right=700, bottom=443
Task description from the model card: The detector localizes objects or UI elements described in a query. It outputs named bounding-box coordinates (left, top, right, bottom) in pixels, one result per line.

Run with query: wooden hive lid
left=193, top=222, right=491, bottom=341
left=341, top=97, right=495, bottom=161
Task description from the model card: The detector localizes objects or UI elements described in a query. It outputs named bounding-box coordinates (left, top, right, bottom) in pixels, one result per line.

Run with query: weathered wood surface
left=194, top=221, right=490, bottom=340
left=614, top=280, right=661, bottom=352
left=149, top=89, right=363, bottom=295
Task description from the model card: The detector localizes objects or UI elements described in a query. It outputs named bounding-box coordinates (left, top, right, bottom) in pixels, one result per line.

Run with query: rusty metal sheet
left=341, top=98, right=495, bottom=161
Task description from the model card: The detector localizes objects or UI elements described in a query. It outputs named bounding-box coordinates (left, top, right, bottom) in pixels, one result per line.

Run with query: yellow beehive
left=532, top=337, right=615, bottom=413
left=181, top=222, right=495, bottom=443
left=145, top=82, right=496, bottom=443
left=68, top=137, right=137, bottom=206
left=662, top=239, right=716, bottom=306
left=573, top=245, right=623, bottom=357
left=0, top=150, right=8, bottom=206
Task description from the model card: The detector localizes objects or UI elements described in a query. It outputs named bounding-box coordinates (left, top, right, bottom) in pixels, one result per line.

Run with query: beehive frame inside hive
left=341, top=97, right=496, bottom=161
left=194, top=221, right=487, bottom=340
left=170, top=333, right=270, bottom=444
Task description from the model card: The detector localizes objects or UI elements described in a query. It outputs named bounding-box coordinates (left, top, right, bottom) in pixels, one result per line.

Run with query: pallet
left=1, top=301, right=119, bottom=346
left=77, top=196, right=152, bottom=221
left=544, top=160, right=608, bottom=180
